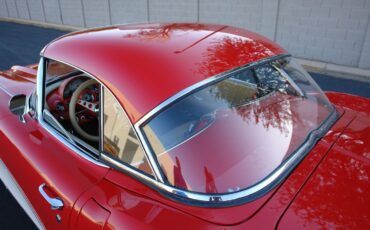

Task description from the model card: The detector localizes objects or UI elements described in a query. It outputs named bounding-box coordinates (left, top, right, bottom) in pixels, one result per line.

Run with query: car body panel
left=0, top=66, right=37, bottom=120
left=326, top=91, right=370, bottom=115
left=102, top=107, right=356, bottom=226
left=0, top=66, right=36, bottom=96
left=43, top=23, right=287, bottom=123
left=74, top=199, right=111, bottom=229
left=0, top=112, right=109, bottom=228
left=70, top=178, right=216, bottom=230
left=0, top=67, right=110, bottom=229
left=278, top=111, right=370, bottom=229
left=68, top=104, right=364, bottom=228
left=235, top=106, right=358, bottom=229
left=0, top=89, right=12, bottom=120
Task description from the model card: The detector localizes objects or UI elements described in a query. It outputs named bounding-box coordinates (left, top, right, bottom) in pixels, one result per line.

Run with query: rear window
left=142, top=57, right=333, bottom=194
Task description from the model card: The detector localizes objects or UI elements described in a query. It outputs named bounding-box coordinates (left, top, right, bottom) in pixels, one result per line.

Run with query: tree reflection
left=204, top=167, right=218, bottom=193
left=198, top=36, right=276, bottom=76
left=137, top=24, right=333, bottom=194
left=236, top=98, right=297, bottom=136
left=197, top=35, right=304, bottom=136
left=122, top=23, right=207, bottom=41
left=285, top=147, right=370, bottom=228
left=207, top=77, right=302, bottom=136
left=173, top=157, right=187, bottom=190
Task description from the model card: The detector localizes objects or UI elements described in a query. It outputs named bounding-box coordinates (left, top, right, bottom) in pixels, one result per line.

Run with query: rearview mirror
left=9, top=94, right=28, bottom=123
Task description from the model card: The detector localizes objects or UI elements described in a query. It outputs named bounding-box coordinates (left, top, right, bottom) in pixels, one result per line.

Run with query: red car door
left=0, top=112, right=109, bottom=229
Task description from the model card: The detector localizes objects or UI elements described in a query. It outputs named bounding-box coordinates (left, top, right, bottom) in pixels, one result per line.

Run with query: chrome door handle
left=38, top=183, right=64, bottom=210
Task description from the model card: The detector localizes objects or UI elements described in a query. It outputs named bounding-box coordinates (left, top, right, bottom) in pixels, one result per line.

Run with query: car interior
left=44, top=68, right=100, bottom=149
left=42, top=59, right=153, bottom=176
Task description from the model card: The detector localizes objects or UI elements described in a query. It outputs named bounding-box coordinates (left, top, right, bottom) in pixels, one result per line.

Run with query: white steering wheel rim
left=69, top=79, right=99, bottom=142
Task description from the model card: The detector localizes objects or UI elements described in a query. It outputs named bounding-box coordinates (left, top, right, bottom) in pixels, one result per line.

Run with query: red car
left=0, top=23, right=369, bottom=229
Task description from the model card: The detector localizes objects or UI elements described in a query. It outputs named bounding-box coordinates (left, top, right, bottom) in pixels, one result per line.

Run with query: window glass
left=46, top=60, right=76, bottom=79
left=103, top=88, right=153, bottom=176
left=43, top=59, right=100, bottom=152
left=142, top=57, right=333, bottom=194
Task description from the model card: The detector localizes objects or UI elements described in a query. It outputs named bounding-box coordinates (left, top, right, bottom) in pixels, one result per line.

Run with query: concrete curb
left=1, top=16, right=370, bottom=81
left=297, top=58, right=370, bottom=83
left=0, top=17, right=82, bottom=31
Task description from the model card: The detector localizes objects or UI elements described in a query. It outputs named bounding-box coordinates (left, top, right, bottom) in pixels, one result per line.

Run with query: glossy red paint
left=278, top=111, right=370, bottom=229
left=326, top=91, right=370, bottom=115
left=43, top=23, right=287, bottom=123
left=1, top=81, right=369, bottom=229
left=67, top=105, right=368, bottom=228
left=75, top=199, right=110, bottom=229
left=0, top=66, right=36, bottom=95
left=0, top=65, right=37, bottom=83
left=235, top=106, right=356, bottom=229
left=0, top=90, right=12, bottom=120
left=101, top=107, right=350, bottom=227
left=0, top=112, right=109, bottom=229
left=0, top=23, right=369, bottom=229
left=0, top=68, right=109, bottom=229
left=70, top=178, right=215, bottom=229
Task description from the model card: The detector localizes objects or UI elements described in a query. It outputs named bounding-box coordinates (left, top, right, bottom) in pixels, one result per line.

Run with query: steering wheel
left=69, top=79, right=99, bottom=142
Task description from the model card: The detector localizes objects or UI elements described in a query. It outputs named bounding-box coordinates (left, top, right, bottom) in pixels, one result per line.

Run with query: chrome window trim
left=39, top=119, right=108, bottom=167
left=36, top=57, right=44, bottom=119
left=132, top=54, right=339, bottom=206
left=43, top=109, right=76, bottom=144
left=99, top=84, right=104, bottom=154
left=100, top=85, right=160, bottom=181
left=101, top=107, right=338, bottom=207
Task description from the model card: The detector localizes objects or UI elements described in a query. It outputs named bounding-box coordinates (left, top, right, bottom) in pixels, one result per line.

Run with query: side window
left=43, top=59, right=101, bottom=153
left=103, top=88, right=153, bottom=176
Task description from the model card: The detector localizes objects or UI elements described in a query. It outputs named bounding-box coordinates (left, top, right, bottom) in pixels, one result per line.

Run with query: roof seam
left=174, top=25, right=228, bottom=54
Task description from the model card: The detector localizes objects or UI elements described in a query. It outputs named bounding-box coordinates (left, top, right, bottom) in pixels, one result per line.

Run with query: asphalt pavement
left=0, top=21, right=369, bottom=229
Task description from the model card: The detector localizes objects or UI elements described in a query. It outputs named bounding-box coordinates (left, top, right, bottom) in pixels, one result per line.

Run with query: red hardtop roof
left=43, top=23, right=287, bottom=123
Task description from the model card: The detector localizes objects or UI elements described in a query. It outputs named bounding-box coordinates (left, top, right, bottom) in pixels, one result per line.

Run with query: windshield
left=142, top=57, right=333, bottom=194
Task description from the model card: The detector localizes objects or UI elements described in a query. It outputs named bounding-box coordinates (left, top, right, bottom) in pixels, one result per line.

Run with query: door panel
left=70, top=174, right=213, bottom=229
left=0, top=113, right=109, bottom=229
left=75, top=199, right=110, bottom=229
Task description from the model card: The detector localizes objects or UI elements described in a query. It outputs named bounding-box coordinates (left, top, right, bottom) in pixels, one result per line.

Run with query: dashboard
left=46, top=75, right=98, bottom=123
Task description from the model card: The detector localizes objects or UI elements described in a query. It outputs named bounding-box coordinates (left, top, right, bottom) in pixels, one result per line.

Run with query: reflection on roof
left=43, top=23, right=286, bottom=123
